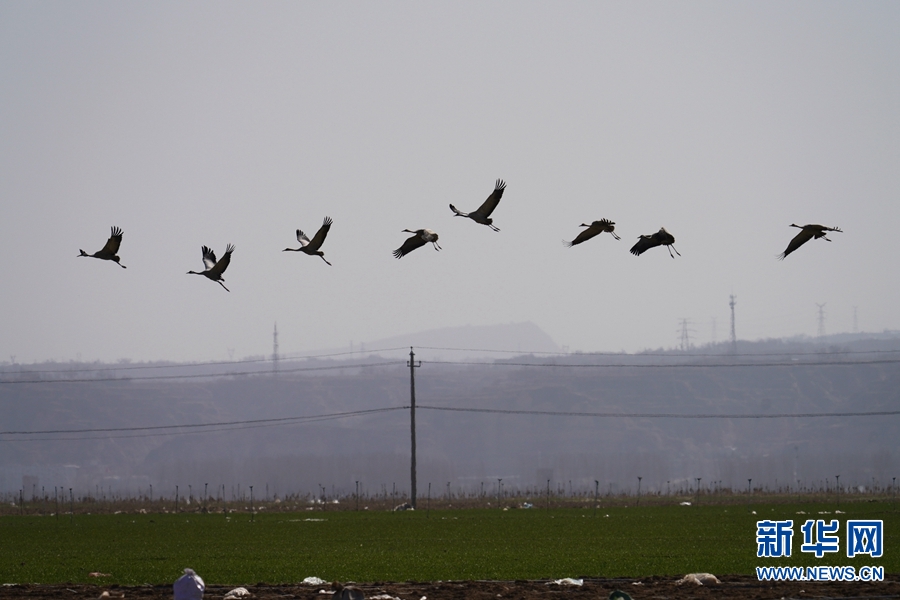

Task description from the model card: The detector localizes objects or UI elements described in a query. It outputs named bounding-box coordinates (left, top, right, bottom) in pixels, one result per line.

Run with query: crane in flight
left=449, top=179, right=506, bottom=231
left=187, top=244, right=234, bottom=291
left=564, top=219, right=621, bottom=247
left=393, top=229, right=441, bottom=259
left=778, top=224, right=842, bottom=259
left=630, top=227, right=680, bottom=258
left=284, top=216, right=333, bottom=265
left=78, top=226, right=126, bottom=268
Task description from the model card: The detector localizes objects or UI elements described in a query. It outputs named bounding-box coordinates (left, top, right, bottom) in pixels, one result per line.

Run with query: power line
left=417, top=405, right=900, bottom=419
left=0, top=360, right=406, bottom=385
left=426, top=358, right=900, bottom=369
left=5, top=345, right=899, bottom=379
left=6, top=355, right=897, bottom=385
left=0, top=406, right=409, bottom=441
left=7, top=400, right=897, bottom=443
left=0, top=406, right=407, bottom=435
left=0, top=347, right=411, bottom=376
left=415, top=345, right=900, bottom=358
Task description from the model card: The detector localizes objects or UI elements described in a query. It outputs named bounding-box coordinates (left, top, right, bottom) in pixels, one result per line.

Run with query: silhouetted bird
left=630, top=227, right=680, bottom=258
left=78, top=226, right=126, bottom=268
left=187, top=244, right=234, bottom=291
left=564, top=219, right=621, bottom=247
left=778, top=224, right=842, bottom=260
left=284, top=216, right=333, bottom=265
left=393, top=229, right=441, bottom=259
left=449, top=179, right=506, bottom=231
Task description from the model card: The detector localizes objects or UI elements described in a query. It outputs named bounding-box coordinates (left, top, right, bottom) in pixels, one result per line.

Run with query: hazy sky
left=1, top=2, right=898, bottom=364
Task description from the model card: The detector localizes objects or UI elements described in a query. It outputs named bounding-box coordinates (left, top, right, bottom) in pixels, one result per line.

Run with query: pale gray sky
left=1, top=1, right=898, bottom=363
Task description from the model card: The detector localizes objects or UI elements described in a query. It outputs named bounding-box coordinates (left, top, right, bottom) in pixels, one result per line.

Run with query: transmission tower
left=729, top=294, right=737, bottom=354
left=677, top=318, right=695, bottom=351
left=272, top=322, right=279, bottom=373
left=816, top=303, right=826, bottom=339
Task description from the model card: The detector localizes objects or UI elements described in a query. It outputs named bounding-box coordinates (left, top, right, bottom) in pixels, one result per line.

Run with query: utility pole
left=816, top=303, right=827, bottom=339
left=272, top=323, right=279, bottom=374
left=408, top=347, right=421, bottom=509
left=729, top=294, right=737, bottom=354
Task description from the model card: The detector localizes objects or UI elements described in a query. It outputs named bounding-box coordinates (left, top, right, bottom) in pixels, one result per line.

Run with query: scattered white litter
left=370, top=595, right=401, bottom=600
left=679, top=501, right=691, bottom=506
left=224, top=587, right=250, bottom=599
left=521, top=502, right=533, bottom=509
left=547, top=578, right=583, bottom=586
left=303, top=577, right=328, bottom=585
left=676, top=573, right=720, bottom=586
left=835, top=510, right=844, bottom=514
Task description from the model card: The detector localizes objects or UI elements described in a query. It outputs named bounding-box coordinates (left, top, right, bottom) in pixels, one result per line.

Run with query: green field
left=1, top=502, right=896, bottom=585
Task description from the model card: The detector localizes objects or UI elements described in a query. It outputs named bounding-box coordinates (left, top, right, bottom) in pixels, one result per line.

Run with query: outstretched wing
left=100, top=226, right=123, bottom=255
left=201, top=246, right=218, bottom=270
left=566, top=224, right=602, bottom=247
left=630, top=234, right=660, bottom=256
left=393, top=234, right=427, bottom=259
left=295, top=229, right=311, bottom=247
left=209, top=244, right=235, bottom=276
left=779, top=229, right=815, bottom=260
left=471, top=179, right=506, bottom=219
left=307, top=216, right=333, bottom=251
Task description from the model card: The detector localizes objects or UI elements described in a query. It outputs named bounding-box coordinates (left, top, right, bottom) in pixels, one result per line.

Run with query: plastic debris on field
left=303, top=577, right=328, bottom=585
left=224, top=587, right=250, bottom=599
left=547, top=578, right=583, bottom=586
left=676, top=572, right=720, bottom=585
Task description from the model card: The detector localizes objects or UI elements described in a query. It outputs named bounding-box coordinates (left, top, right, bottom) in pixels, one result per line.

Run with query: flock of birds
left=77, top=179, right=843, bottom=291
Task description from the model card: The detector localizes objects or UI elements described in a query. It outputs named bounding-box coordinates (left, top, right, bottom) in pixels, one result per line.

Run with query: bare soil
left=2, top=576, right=898, bottom=600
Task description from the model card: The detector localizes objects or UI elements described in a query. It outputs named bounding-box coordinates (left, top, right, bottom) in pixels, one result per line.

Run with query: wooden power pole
left=408, top=347, right=421, bottom=508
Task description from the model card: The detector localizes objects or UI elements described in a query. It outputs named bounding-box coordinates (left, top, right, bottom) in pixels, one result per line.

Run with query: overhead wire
left=416, top=345, right=900, bottom=358
left=0, top=406, right=409, bottom=442
left=0, top=360, right=407, bottom=384
left=4, top=353, right=898, bottom=385
left=416, top=405, right=900, bottom=419
left=4, top=345, right=898, bottom=379
left=426, top=358, right=900, bottom=368
left=0, top=346, right=410, bottom=376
